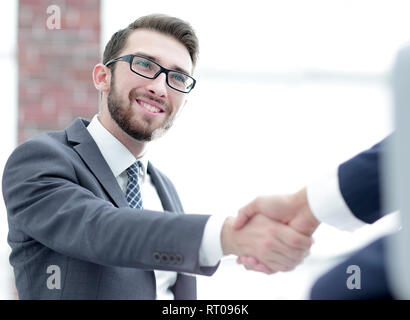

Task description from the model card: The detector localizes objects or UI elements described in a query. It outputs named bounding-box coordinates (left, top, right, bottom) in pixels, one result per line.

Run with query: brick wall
left=18, top=0, right=101, bottom=144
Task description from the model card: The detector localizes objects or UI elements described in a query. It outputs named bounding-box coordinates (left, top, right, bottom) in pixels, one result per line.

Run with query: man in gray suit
left=2, top=14, right=313, bottom=299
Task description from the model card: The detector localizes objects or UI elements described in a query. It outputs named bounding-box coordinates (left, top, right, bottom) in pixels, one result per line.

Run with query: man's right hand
left=221, top=211, right=314, bottom=274
left=231, top=187, right=321, bottom=273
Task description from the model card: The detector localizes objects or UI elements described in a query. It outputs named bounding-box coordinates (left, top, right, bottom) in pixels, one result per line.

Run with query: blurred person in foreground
left=235, top=137, right=398, bottom=299
left=2, top=14, right=312, bottom=299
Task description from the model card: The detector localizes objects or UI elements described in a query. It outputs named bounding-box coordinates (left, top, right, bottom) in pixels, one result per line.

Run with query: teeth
left=141, top=102, right=161, bottom=113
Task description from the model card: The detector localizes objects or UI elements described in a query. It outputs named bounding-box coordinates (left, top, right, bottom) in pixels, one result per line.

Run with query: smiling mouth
left=136, top=99, right=164, bottom=116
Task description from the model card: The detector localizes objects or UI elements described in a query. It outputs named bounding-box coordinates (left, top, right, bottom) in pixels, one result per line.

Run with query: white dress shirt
left=307, top=168, right=367, bottom=231
left=87, top=114, right=224, bottom=300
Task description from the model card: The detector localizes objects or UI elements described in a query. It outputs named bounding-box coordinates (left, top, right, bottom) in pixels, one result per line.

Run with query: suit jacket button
left=160, top=253, right=169, bottom=264
left=169, top=254, right=176, bottom=264
left=175, top=254, right=183, bottom=264
left=153, top=252, right=161, bottom=263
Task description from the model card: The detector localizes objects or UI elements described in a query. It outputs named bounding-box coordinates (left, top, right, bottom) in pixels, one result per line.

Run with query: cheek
left=171, top=95, right=186, bottom=113
left=114, top=74, right=139, bottom=97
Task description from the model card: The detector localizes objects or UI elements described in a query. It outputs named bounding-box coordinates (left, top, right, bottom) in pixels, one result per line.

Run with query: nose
left=145, top=72, right=167, bottom=98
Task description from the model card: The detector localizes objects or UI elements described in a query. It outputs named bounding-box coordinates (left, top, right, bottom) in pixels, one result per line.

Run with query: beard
left=107, top=78, right=177, bottom=142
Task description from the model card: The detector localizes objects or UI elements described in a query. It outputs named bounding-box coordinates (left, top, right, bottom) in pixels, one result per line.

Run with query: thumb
left=233, top=198, right=259, bottom=230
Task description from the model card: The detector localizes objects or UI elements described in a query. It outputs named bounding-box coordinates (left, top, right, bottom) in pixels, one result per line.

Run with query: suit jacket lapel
left=66, top=118, right=180, bottom=213
left=147, top=161, right=178, bottom=213
left=66, top=118, right=129, bottom=208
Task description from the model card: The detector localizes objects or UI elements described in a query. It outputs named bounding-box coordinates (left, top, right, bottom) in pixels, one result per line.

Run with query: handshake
left=221, top=187, right=320, bottom=274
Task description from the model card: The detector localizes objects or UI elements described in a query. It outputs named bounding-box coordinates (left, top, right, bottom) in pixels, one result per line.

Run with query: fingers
left=259, top=220, right=312, bottom=266
left=233, top=198, right=260, bottom=230
left=272, top=221, right=313, bottom=251
left=237, top=256, right=258, bottom=266
left=238, top=256, right=276, bottom=275
left=241, top=217, right=312, bottom=272
left=238, top=253, right=308, bottom=274
left=246, top=263, right=274, bottom=275
left=234, top=216, right=313, bottom=273
left=235, top=189, right=320, bottom=244
left=234, top=194, right=295, bottom=231
left=230, top=190, right=319, bottom=277
left=258, top=245, right=307, bottom=271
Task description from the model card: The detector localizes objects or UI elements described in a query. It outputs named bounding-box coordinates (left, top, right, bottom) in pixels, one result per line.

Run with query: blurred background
left=1, top=0, right=409, bottom=299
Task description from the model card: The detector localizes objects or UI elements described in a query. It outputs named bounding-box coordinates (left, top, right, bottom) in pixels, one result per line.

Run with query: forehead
left=120, top=29, right=193, bottom=74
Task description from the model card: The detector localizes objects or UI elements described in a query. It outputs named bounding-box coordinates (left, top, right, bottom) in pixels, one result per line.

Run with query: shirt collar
left=86, top=114, right=148, bottom=181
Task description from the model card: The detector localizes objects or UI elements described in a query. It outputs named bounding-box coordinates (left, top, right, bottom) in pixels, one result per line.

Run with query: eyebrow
left=133, top=51, right=191, bottom=75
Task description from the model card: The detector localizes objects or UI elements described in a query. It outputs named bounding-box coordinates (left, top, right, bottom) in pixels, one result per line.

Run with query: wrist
left=290, top=187, right=320, bottom=235
left=221, top=216, right=236, bottom=256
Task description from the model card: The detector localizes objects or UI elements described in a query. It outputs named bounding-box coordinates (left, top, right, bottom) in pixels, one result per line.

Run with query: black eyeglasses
left=105, top=54, right=196, bottom=93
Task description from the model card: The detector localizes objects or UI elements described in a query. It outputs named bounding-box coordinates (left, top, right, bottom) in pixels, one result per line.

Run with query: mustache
left=129, top=90, right=169, bottom=111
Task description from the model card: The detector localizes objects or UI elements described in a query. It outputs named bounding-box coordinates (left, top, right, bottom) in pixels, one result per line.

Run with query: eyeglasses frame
left=104, top=54, right=196, bottom=93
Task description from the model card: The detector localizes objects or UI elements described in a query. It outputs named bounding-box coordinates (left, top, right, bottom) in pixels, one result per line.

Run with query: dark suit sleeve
left=338, top=136, right=393, bottom=224
left=2, top=137, right=217, bottom=276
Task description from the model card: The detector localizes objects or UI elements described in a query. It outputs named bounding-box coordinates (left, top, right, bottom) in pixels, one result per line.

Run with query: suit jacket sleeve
left=338, top=136, right=393, bottom=223
left=2, top=135, right=217, bottom=276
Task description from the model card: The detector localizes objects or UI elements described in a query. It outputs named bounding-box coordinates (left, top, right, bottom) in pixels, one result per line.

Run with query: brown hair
left=103, top=14, right=199, bottom=71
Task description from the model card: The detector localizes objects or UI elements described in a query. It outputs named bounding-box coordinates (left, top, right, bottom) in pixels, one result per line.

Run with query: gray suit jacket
left=2, top=118, right=218, bottom=299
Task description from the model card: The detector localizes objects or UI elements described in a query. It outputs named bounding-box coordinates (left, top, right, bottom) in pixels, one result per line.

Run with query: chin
left=150, top=127, right=168, bottom=141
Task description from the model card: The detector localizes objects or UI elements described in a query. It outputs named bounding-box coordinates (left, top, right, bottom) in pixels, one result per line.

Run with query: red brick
left=18, top=0, right=101, bottom=144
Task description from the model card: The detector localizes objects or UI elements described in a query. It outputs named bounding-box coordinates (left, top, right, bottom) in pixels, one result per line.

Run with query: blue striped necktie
left=125, top=161, right=143, bottom=209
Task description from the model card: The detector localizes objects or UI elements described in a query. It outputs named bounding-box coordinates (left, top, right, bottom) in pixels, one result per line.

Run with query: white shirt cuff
left=306, top=167, right=367, bottom=231
left=198, top=214, right=227, bottom=266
